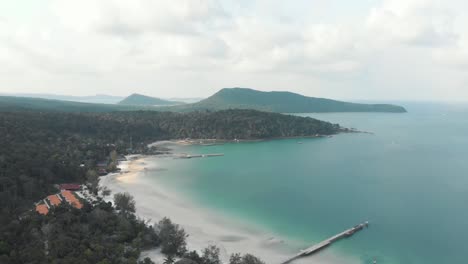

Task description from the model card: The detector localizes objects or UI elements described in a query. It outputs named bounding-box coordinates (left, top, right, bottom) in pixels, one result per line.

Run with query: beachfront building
left=35, top=190, right=83, bottom=215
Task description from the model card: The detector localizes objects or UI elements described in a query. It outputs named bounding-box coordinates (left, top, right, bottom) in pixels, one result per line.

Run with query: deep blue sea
left=155, top=103, right=468, bottom=264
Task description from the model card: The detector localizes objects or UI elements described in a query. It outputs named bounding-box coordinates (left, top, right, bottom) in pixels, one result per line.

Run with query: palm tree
left=163, top=255, right=175, bottom=264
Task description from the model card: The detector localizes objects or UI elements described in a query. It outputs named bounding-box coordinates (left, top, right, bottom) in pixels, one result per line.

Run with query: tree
left=184, top=250, right=203, bottom=263
left=229, top=253, right=242, bottom=264
left=101, top=186, right=111, bottom=198
left=158, top=217, right=188, bottom=256
left=240, top=254, right=264, bottom=264
left=108, top=150, right=118, bottom=171
left=163, top=255, right=175, bottom=264
left=138, top=258, right=155, bottom=264
left=86, top=169, right=100, bottom=195
left=113, top=192, right=136, bottom=214
left=201, top=245, right=221, bottom=264
left=229, top=253, right=264, bottom=264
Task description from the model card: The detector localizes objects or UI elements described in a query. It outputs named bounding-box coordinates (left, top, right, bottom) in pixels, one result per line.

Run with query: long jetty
left=176, top=153, right=224, bottom=159
left=281, top=221, right=369, bottom=264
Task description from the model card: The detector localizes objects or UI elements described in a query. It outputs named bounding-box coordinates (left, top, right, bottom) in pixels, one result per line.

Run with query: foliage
left=201, top=245, right=221, bottom=264
left=158, top=217, right=188, bottom=257
left=229, top=253, right=265, bottom=264
left=138, top=257, right=156, bottom=264
left=114, top=192, right=137, bottom=214
left=0, top=199, right=159, bottom=264
left=163, top=255, right=176, bottom=264
left=86, top=169, right=100, bottom=195
left=183, top=251, right=203, bottom=263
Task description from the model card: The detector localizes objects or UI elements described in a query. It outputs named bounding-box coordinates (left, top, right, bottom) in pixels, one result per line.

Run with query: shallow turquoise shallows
left=154, top=103, right=468, bottom=264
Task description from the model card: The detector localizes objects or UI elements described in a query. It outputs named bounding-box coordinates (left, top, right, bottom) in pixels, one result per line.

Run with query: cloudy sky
left=0, top=0, right=467, bottom=101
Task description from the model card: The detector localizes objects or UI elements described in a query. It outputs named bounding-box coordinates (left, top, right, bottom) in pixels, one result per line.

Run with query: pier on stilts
left=280, top=221, right=369, bottom=264
left=175, top=153, right=224, bottom=159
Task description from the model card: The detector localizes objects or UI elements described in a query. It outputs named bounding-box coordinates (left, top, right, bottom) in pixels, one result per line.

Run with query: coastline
left=100, top=155, right=357, bottom=264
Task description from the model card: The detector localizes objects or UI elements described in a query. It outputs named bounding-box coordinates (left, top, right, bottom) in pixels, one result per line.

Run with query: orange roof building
left=36, top=191, right=83, bottom=215
left=61, top=190, right=83, bottom=209
left=36, top=204, right=49, bottom=215
left=47, top=195, right=62, bottom=206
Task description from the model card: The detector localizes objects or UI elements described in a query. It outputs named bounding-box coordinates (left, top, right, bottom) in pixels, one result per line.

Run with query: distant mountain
left=0, top=96, right=154, bottom=112
left=167, top=88, right=407, bottom=113
left=0, top=93, right=124, bottom=104
left=118, top=93, right=184, bottom=106
left=0, top=88, right=406, bottom=113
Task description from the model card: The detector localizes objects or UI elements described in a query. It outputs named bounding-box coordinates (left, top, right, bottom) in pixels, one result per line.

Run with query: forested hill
left=0, top=96, right=150, bottom=112
left=118, top=93, right=184, bottom=106
left=167, top=88, right=407, bottom=113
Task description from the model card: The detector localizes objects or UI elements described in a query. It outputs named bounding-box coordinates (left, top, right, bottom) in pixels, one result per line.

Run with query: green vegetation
left=0, top=109, right=338, bottom=263
left=114, top=192, right=137, bottom=214
left=166, top=88, right=407, bottom=113
left=118, top=94, right=184, bottom=106
left=0, top=96, right=152, bottom=112
left=158, top=218, right=188, bottom=257
left=0, top=199, right=160, bottom=264
left=0, top=93, right=124, bottom=104
left=1, top=190, right=262, bottom=264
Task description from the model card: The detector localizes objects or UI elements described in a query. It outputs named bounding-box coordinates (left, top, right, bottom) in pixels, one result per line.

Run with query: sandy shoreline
left=100, top=155, right=356, bottom=264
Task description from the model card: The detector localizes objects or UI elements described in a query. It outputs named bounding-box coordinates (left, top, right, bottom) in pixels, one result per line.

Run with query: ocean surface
left=151, top=102, right=468, bottom=264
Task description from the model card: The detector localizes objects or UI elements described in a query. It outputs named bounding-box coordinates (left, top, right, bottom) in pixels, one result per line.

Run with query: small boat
left=297, top=141, right=303, bottom=144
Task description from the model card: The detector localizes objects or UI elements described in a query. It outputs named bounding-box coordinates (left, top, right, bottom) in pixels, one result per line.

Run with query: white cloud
left=433, top=34, right=468, bottom=68
left=53, top=0, right=227, bottom=36
left=0, top=0, right=467, bottom=100
left=367, top=0, right=457, bottom=47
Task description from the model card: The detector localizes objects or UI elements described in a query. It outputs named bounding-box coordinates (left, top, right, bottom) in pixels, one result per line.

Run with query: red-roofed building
left=59, top=184, right=81, bottom=191
left=47, top=195, right=62, bottom=206
left=36, top=204, right=49, bottom=215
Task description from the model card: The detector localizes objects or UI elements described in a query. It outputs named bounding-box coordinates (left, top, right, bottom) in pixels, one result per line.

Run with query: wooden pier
left=176, top=153, right=224, bottom=159
left=280, top=221, right=369, bottom=264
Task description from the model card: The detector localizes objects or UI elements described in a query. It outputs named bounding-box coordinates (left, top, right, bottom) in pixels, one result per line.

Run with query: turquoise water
left=155, top=103, right=468, bottom=264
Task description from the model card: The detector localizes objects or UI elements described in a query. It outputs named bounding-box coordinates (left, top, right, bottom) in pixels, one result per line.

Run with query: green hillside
left=0, top=96, right=158, bottom=112
left=118, top=93, right=184, bottom=106
left=167, top=88, right=407, bottom=113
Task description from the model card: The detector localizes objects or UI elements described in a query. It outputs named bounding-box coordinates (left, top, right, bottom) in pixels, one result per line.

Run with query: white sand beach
left=100, top=156, right=357, bottom=264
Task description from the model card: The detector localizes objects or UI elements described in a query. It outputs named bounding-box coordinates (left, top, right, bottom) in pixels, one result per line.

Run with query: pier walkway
left=280, top=221, right=369, bottom=264
left=176, top=153, right=224, bottom=159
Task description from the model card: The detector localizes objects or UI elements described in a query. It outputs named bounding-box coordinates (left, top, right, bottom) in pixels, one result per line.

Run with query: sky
left=0, top=0, right=467, bottom=101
